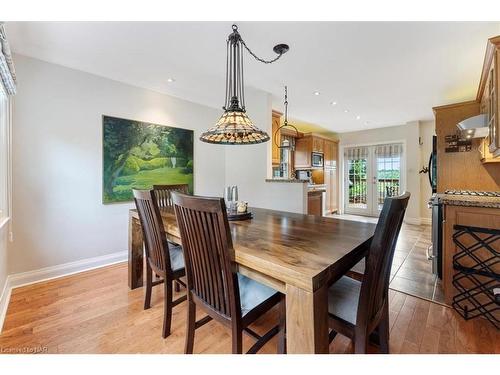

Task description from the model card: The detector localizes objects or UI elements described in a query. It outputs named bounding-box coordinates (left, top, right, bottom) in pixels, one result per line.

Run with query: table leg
left=128, top=213, right=144, bottom=289
left=285, top=283, right=329, bottom=354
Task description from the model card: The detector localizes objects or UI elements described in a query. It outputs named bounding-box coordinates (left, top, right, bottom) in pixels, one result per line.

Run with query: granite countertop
left=265, top=178, right=308, bottom=183
left=308, top=184, right=326, bottom=192
left=308, top=189, right=326, bottom=194
left=441, top=194, right=500, bottom=209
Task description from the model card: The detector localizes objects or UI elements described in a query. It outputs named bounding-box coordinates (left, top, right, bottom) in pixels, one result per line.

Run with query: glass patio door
left=345, top=146, right=372, bottom=215
left=344, top=143, right=403, bottom=216
left=374, top=143, right=403, bottom=213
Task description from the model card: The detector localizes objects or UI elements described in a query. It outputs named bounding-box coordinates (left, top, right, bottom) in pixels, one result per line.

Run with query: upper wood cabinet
left=324, top=140, right=338, bottom=168
left=312, top=137, right=324, bottom=153
left=295, top=133, right=338, bottom=169
left=271, top=111, right=282, bottom=166
left=294, top=136, right=312, bottom=169
left=478, top=36, right=500, bottom=160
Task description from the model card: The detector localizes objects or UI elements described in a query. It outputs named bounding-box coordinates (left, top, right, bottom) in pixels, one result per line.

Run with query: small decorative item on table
left=227, top=201, right=252, bottom=221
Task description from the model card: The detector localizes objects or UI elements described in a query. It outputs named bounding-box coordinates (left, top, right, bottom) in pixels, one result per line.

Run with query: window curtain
left=345, top=146, right=368, bottom=160
left=374, top=143, right=403, bottom=158
left=0, top=24, right=16, bottom=95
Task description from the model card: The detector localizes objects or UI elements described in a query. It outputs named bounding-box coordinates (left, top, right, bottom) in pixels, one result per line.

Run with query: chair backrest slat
left=133, top=189, right=171, bottom=276
left=153, top=184, right=189, bottom=210
left=357, top=192, right=410, bottom=327
left=172, top=192, right=240, bottom=319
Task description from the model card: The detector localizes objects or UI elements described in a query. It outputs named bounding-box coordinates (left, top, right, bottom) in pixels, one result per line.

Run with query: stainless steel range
left=428, top=194, right=443, bottom=278
left=428, top=190, right=500, bottom=278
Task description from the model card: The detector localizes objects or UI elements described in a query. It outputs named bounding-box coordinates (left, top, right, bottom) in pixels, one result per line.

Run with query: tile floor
left=331, top=213, right=443, bottom=304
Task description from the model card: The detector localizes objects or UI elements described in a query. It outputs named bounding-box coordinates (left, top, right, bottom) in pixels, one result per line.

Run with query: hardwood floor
left=0, top=262, right=498, bottom=354
left=333, top=215, right=442, bottom=303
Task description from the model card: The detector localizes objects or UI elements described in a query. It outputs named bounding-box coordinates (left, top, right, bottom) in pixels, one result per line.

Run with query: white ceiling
left=6, top=21, right=500, bottom=132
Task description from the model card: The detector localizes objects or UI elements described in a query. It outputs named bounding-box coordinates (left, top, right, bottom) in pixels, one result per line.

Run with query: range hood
left=457, top=114, right=489, bottom=138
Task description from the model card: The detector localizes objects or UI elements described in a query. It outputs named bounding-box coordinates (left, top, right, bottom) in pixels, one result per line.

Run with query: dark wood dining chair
left=153, top=184, right=189, bottom=292
left=171, top=192, right=286, bottom=354
left=327, top=192, right=410, bottom=353
left=153, top=184, right=189, bottom=210
left=133, top=189, right=187, bottom=338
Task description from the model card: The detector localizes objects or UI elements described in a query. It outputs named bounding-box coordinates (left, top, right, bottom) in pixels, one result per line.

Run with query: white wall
left=9, top=55, right=227, bottom=274
left=9, top=54, right=307, bottom=276
left=0, top=224, right=7, bottom=300
left=419, top=121, right=435, bottom=224
left=224, top=87, right=307, bottom=214
left=338, top=122, right=422, bottom=224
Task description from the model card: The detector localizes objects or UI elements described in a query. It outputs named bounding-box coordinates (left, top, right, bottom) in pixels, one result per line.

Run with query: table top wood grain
left=130, top=207, right=376, bottom=292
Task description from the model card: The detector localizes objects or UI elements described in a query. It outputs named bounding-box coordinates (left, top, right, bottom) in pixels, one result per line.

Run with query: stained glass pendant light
left=274, top=85, right=299, bottom=151
left=200, top=24, right=289, bottom=145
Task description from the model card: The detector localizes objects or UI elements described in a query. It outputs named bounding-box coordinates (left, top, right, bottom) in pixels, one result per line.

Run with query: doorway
left=343, top=143, right=404, bottom=217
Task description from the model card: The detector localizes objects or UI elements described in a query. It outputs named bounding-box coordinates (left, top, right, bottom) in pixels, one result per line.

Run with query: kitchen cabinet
left=294, top=133, right=330, bottom=169
left=478, top=37, right=500, bottom=160
left=433, top=35, right=500, bottom=192
left=307, top=190, right=323, bottom=216
left=324, top=140, right=338, bottom=168
left=324, top=168, right=337, bottom=214
left=295, top=133, right=339, bottom=214
left=294, top=136, right=312, bottom=169
left=441, top=202, right=500, bottom=305
left=312, top=137, right=324, bottom=153
left=271, top=110, right=282, bottom=165
left=324, top=140, right=339, bottom=214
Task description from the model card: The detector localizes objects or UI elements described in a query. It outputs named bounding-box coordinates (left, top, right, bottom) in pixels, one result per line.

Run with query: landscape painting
left=102, top=115, right=193, bottom=204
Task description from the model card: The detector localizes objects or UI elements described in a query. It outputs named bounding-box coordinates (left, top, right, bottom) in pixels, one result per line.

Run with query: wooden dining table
left=128, top=207, right=376, bottom=354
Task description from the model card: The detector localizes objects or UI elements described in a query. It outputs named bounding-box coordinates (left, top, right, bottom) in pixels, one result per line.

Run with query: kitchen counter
left=441, top=201, right=500, bottom=305
left=441, top=194, right=500, bottom=209
left=265, top=178, right=308, bottom=183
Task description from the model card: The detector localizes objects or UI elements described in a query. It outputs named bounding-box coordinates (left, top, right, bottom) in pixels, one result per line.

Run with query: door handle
left=426, top=245, right=435, bottom=260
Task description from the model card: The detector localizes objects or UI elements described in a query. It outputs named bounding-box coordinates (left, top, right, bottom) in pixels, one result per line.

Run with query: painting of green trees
left=102, top=115, right=193, bottom=203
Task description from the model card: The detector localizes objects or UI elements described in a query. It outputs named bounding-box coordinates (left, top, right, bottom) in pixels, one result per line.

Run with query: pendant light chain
left=200, top=24, right=289, bottom=145
left=240, top=39, right=286, bottom=64
left=284, top=85, right=288, bottom=125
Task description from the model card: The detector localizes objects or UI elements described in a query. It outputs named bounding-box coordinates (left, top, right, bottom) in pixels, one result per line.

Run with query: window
left=344, top=143, right=404, bottom=216
left=0, top=85, right=11, bottom=227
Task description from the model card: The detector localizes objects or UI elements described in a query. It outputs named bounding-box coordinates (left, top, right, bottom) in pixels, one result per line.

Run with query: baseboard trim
left=0, top=276, right=12, bottom=336
left=0, top=250, right=127, bottom=333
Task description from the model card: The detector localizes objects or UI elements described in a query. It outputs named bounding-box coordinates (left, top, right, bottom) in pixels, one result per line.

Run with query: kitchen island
left=442, top=194, right=500, bottom=306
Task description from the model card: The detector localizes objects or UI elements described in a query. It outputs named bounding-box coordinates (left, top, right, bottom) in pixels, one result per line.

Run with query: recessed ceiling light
left=330, top=101, right=337, bottom=106
left=356, top=115, right=361, bottom=120
left=344, top=109, right=349, bottom=113
left=313, top=91, right=320, bottom=96
left=167, top=78, right=176, bottom=83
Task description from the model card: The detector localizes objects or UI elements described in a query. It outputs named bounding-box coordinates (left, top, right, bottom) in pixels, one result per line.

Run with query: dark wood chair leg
left=185, top=298, right=196, bottom=354
left=378, top=305, right=390, bottom=354
left=232, top=326, right=243, bottom=354
left=144, top=264, right=152, bottom=310
left=354, top=331, right=369, bottom=354
left=277, top=296, right=286, bottom=354
left=174, top=280, right=181, bottom=293
left=162, top=278, right=173, bottom=339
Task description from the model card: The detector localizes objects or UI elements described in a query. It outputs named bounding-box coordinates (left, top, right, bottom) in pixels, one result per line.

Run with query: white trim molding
left=0, top=250, right=127, bottom=333
left=0, top=276, right=11, bottom=334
